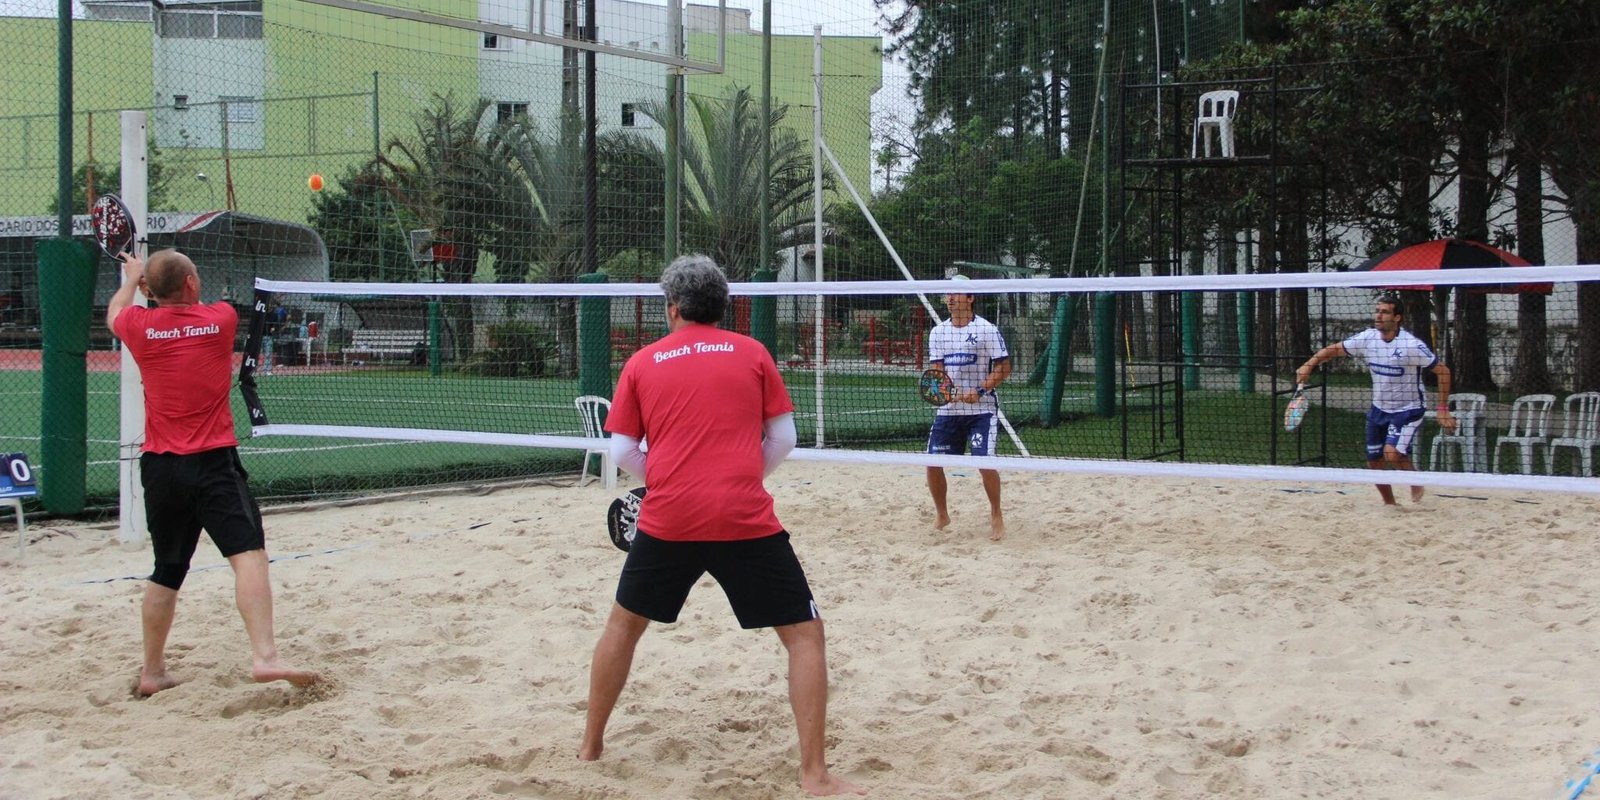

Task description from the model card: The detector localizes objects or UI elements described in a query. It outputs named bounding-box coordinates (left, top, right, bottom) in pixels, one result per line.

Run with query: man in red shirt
left=107, top=249, right=318, bottom=697
left=578, top=255, right=864, bottom=796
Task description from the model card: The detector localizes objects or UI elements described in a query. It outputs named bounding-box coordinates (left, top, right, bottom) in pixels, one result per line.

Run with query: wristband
left=1436, top=404, right=1448, bottom=412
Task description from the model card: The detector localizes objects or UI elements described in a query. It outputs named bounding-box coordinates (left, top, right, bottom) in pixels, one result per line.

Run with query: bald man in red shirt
left=577, top=255, right=864, bottom=796
left=108, top=249, right=318, bottom=696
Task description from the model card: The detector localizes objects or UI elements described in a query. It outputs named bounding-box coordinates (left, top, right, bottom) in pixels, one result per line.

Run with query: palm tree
left=618, top=85, right=819, bottom=279
left=376, top=93, right=511, bottom=361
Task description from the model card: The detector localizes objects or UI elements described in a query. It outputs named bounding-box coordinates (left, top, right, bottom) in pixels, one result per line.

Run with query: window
left=483, top=33, right=502, bottom=49
left=155, top=3, right=262, bottom=39
left=620, top=103, right=636, bottom=127
left=216, top=13, right=263, bottom=39
left=220, top=96, right=260, bottom=124
left=497, top=102, right=528, bottom=123
left=172, top=94, right=190, bottom=111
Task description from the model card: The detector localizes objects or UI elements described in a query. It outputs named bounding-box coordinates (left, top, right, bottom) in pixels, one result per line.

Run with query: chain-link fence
left=3, top=1, right=1596, bottom=514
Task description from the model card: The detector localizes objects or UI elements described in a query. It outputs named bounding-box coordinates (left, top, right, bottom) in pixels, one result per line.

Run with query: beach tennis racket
left=605, top=486, right=646, bottom=552
left=1283, top=383, right=1309, bottom=431
left=918, top=367, right=956, bottom=406
left=90, top=193, right=136, bottom=261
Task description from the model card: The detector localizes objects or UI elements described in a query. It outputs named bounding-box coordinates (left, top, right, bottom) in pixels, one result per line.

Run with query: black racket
left=918, top=367, right=956, bottom=406
left=90, top=193, right=136, bottom=261
left=605, top=487, right=647, bottom=552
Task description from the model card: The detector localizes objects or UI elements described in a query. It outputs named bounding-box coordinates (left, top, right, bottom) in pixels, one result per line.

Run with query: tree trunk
left=1450, top=115, right=1496, bottom=391
left=1510, top=151, right=1553, bottom=394
left=1275, top=210, right=1310, bottom=376
left=1216, top=222, right=1239, bottom=357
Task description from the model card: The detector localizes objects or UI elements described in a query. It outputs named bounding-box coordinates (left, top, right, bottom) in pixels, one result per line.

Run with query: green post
left=426, top=300, right=441, bottom=377
left=1039, top=293, right=1076, bottom=426
left=1237, top=291, right=1254, bottom=392
left=577, top=272, right=611, bottom=399
left=35, top=239, right=95, bottom=513
left=1182, top=291, right=1200, bottom=389
left=1094, top=291, right=1116, bottom=418
left=750, top=268, right=777, bottom=357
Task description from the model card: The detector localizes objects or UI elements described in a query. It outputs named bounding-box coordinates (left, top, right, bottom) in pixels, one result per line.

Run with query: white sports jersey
left=928, top=314, right=1010, bottom=416
left=1340, top=327, right=1438, bottom=413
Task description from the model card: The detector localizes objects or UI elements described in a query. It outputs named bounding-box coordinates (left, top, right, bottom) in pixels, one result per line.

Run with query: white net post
left=118, top=110, right=149, bottom=545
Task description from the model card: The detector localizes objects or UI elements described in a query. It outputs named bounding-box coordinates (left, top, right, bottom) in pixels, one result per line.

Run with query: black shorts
left=140, top=447, right=265, bottom=565
left=616, top=530, right=819, bottom=630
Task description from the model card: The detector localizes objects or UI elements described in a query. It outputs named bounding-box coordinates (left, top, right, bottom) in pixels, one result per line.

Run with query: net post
left=577, top=272, right=611, bottom=400
left=750, top=268, right=777, bottom=357
left=577, top=272, right=612, bottom=484
left=239, top=290, right=272, bottom=428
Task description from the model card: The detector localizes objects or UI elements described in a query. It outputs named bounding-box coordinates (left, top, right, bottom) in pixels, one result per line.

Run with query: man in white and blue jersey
left=926, top=277, right=1012, bottom=539
left=1295, top=296, right=1457, bottom=505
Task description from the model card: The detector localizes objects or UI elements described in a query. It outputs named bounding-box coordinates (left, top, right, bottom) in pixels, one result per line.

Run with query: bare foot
left=136, top=670, right=179, bottom=697
left=1410, top=486, right=1425, bottom=503
left=801, top=770, right=866, bottom=796
left=989, top=514, right=1006, bottom=541
left=933, top=513, right=950, bottom=531
left=253, top=660, right=321, bottom=688
left=577, top=740, right=602, bottom=761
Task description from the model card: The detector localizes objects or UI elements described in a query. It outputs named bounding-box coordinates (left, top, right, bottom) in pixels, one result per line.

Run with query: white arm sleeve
left=762, top=413, right=797, bottom=477
left=609, top=433, right=647, bottom=482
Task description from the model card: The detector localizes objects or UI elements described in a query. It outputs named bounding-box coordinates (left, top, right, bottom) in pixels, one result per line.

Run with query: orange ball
left=308, top=173, right=324, bottom=191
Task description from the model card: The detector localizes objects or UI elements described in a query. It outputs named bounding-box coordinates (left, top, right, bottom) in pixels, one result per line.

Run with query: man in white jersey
left=926, top=277, right=1012, bottom=539
left=1295, top=296, right=1457, bottom=505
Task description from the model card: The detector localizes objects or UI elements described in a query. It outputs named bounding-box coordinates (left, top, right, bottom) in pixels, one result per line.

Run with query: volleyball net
left=243, top=265, right=1600, bottom=498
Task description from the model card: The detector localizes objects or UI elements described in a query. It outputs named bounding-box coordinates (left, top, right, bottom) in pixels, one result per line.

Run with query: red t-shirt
left=112, top=302, right=240, bottom=455
left=605, top=323, right=794, bottom=541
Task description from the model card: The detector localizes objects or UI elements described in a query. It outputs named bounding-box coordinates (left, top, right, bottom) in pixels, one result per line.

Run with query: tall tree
left=618, top=86, right=816, bottom=279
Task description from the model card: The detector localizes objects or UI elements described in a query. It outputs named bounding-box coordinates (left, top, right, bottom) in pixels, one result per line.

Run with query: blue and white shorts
left=1364, top=406, right=1426, bottom=460
left=927, top=413, right=997, bottom=457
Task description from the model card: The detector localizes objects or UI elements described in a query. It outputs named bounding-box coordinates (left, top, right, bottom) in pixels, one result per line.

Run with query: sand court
left=2, top=461, right=1599, bottom=798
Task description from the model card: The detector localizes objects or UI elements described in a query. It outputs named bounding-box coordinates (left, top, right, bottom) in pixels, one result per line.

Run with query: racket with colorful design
left=1283, top=383, right=1309, bottom=431
left=90, top=193, right=137, bottom=261
left=605, top=486, right=646, bottom=552
left=918, top=367, right=956, bottom=406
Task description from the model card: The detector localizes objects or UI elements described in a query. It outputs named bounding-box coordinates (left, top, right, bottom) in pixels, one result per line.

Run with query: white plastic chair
left=1427, top=392, right=1487, bottom=472
left=574, top=395, right=616, bottom=489
left=1492, top=393, right=1555, bottom=474
left=1547, top=391, right=1600, bottom=476
left=1191, top=89, right=1239, bottom=158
